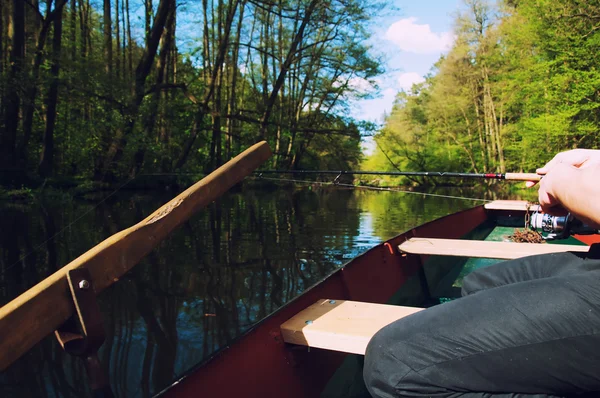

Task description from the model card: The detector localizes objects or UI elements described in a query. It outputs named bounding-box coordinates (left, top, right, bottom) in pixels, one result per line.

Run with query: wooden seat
left=398, top=238, right=589, bottom=260
left=280, top=299, right=423, bottom=355
left=484, top=200, right=540, bottom=211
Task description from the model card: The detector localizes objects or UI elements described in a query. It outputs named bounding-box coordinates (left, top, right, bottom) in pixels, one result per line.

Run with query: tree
left=39, top=2, right=64, bottom=176
left=1, top=0, right=25, bottom=170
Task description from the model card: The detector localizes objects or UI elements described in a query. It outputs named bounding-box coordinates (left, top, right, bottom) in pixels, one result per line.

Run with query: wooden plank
left=280, top=299, right=423, bottom=355
left=484, top=200, right=540, bottom=212
left=398, top=237, right=589, bottom=260
left=0, top=141, right=272, bottom=371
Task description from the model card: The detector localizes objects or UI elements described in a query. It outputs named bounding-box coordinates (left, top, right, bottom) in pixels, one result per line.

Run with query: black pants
left=363, top=250, right=600, bottom=398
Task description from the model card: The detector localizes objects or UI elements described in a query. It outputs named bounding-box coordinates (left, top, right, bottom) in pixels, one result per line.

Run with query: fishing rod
left=254, top=170, right=542, bottom=181
left=254, top=170, right=600, bottom=240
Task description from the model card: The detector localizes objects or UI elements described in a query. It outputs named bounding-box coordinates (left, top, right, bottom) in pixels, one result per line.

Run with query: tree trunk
left=225, top=2, right=245, bottom=161
left=121, top=0, right=126, bottom=79
left=210, top=66, right=223, bottom=170
left=20, top=0, right=68, bottom=166
left=483, top=66, right=505, bottom=172
left=208, top=0, right=225, bottom=170
left=202, top=0, right=211, bottom=81
left=145, top=0, right=153, bottom=43
left=124, top=0, right=132, bottom=79
left=131, top=0, right=175, bottom=176
left=175, top=0, right=240, bottom=170
left=70, top=0, right=76, bottom=60
left=273, top=5, right=284, bottom=168
left=104, top=0, right=112, bottom=76
left=79, top=0, right=89, bottom=58
left=259, top=0, right=319, bottom=139
left=473, top=84, right=487, bottom=171
left=115, top=0, right=121, bottom=78
left=39, top=6, right=64, bottom=176
left=260, top=15, right=269, bottom=110
left=159, top=6, right=176, bottom=172
left=0, top=0, right=3, bottom=78
left=1, top=0, right=25, bottom=169
left=98, top=0, right=174, bottom=181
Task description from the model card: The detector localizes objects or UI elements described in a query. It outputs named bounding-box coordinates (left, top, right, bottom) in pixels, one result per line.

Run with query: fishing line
left=249, top=175, right=490, bottom=202
left=1, top=176, right=137, bottom=276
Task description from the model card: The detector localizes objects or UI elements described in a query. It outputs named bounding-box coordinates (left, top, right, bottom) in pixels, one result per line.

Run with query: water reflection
left=0, top=185, right=513, bottom=397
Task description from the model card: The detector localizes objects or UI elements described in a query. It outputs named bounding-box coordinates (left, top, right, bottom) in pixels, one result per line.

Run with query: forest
left=0, top=0, right=383, bottom=185
left=1, top=0, right=600, bottom=188
left=366, top=0, right=600, bottom=185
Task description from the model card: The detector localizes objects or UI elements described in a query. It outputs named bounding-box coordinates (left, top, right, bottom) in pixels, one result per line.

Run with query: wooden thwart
left=484, top=200, right=540, bottom=212
left=280, top=299, right=423, bottom=355
left=398, top=238, right=589, bottom=260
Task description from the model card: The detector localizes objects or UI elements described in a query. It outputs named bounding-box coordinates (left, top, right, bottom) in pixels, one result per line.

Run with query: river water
left=0, top=183, right=527, bottom=397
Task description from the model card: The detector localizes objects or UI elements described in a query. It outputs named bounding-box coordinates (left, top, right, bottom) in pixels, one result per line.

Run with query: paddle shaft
left=255, top=170, right=541, bottom=181
left=0, top=141, right=272, bottom=371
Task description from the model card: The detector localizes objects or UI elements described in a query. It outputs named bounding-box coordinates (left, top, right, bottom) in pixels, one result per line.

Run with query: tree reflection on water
left=0, top=185, right=493, bottom=397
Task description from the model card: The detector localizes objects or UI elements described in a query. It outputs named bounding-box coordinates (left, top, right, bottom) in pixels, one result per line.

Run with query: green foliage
left=366, top=0, right=600, bottom=181
left=0, top=187, right=35, bottom=201
left=1, top=0, right=385, bottom=183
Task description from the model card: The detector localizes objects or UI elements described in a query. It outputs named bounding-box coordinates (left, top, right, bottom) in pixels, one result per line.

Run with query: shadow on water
left=0, top=184, right=521, bottom=397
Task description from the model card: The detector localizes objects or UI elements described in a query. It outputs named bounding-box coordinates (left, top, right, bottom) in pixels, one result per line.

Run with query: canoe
left=156, top=200, right=600, bottom=397
left=1, top=148, right=597, bottom=397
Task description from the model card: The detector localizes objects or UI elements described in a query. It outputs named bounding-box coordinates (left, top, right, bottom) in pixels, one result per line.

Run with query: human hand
left=537, top=148, right=600, bottom=173
left=536, top=163, right=573, bottom=214
left=525, top=149, right=600, bottom=188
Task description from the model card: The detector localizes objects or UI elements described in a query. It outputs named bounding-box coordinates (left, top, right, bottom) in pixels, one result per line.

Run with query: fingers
left=537, top=163, right=570, bottom=211
left=537, top=149, right=593, bottom=174
left=536, top=154, right=561, bottom=175
left=538, top=188, right=558, bottom=212
left=537, top=169, right=555, bottom=209
left=525, top=180, right=538, bottom=188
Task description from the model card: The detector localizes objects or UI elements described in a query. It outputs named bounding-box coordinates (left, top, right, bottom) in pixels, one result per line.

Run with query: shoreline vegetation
left=2, top=0, right=595, bottom=198
left=366, top=0, right=600, bottom=180
left=0, top=173, right=536, bottom=203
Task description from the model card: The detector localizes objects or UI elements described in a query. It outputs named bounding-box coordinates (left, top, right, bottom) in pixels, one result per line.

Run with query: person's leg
left=364, top=265, right=600, bottom=398
left=462, top=250, right=600, bottom=296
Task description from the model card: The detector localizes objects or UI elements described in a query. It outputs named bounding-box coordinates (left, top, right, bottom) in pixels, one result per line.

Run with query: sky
left=354, top=0, right=464, bottom=153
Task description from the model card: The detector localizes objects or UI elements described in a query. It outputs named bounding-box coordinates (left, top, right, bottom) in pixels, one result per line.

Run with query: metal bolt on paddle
left=55, top=268, right=113, bottom=398
left=78, top=279, right=90, bottom=290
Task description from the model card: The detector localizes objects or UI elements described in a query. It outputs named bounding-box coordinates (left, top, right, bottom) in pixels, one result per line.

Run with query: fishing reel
left=529, top=212, right=597, bottom=240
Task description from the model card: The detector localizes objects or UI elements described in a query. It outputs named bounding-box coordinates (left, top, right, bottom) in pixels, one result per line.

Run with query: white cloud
left=361, top=137, right=376, bottom=156
left=385, top=17, right=454, bottom=54
left=352, top=87, right=397, bottom=123
left=397, top=72, right=425, bottom=91
left=382, top=87, right=396, bottom=97
left=348, top=77, right=374, bottom=92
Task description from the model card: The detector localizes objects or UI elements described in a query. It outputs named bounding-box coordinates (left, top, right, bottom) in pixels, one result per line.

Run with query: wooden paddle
left=0, top=141, right=272, bottom=371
